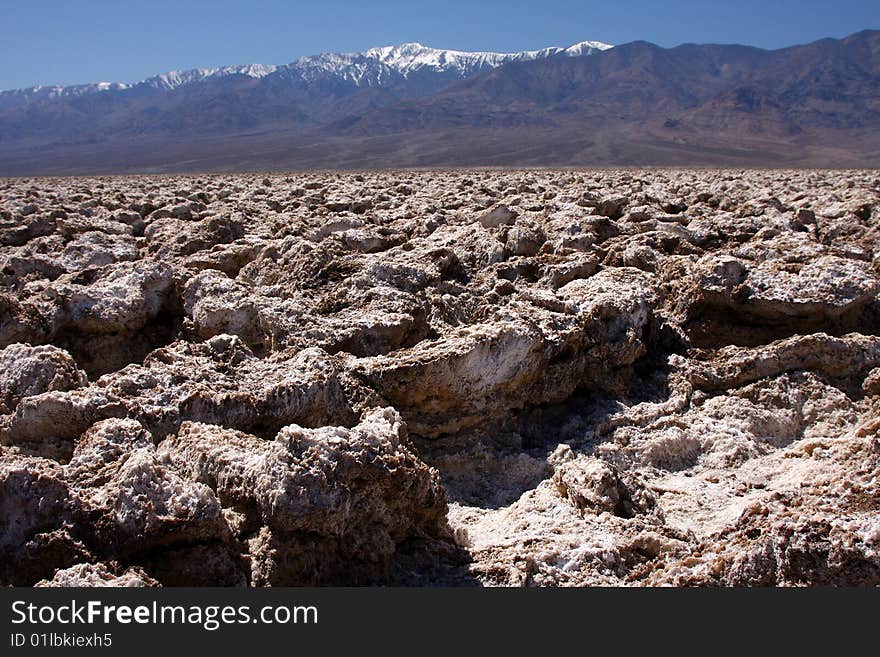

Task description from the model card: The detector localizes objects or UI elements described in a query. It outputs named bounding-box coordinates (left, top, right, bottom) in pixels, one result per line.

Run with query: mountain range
left=0, top=32, right=878, bottom=174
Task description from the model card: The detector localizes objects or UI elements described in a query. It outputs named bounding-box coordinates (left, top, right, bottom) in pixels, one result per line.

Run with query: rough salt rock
left=160, top=407, right=449, bottom=584
left=0, top=293, right=49, bottom=346
left=0, top=343, right=87, bottom=414
left=308, top=216, right=365, bottom=241
left=542, top=252, right=600, bottom=288
left=183, top=270, right=268, bottom=347
left=597, top=195, right=629, bottom=219
left=358, top=267, right=656, bottom=437
left=56, top=231, right=139, bottom=271
left=0, top=386, right=126, bottom=460
left=48, top=261, right=176, bottom=334
left=0, top=337, right=358, bottom=462
left=556, top=267, right=656, bottom=336
left=543, top=211, right=598, bottom=253
left=65, top=418, right=228, bottom=555
left=744, top=255, right=879, bottom=318
left=477, top=204, right=518, bottom=228
left=37, top=563, right=160, bottom=587
left=622, top=244, right=660, bottom=272
left=357, top=322, right=545, bottom=436
left=145, top=215, right=244, bottom=257
left=505, top=220, right=546, bottom=257
left=2, top=169, right=880, bottom=587
left=862, top=368, right=880, bottom=395
left=0, top=452, right=87, bottom=584
left=183, top=238, right=264, bottom=276
left=686, top=333, right=880, bottom=392
left=552, top=451, right=661, bottom=519
left=0, top=213, right=54, bottom=247
left=671, top=250, right=880, bottom=347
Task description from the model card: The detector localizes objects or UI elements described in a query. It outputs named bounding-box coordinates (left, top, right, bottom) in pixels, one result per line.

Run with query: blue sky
left=1, top=0, right=877, bottom=90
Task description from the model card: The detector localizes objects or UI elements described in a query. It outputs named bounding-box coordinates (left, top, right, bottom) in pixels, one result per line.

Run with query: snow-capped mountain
left=287, top=40, right=612, bottom=84
left=0, top=64, right=279, bottom=113
left=0, top=39, right=612, bottom=137
left=0, top=40, right=612, bottom=101
left=1, top=31, right=879, bottom=175
left=351, top=40, right=612, bottom=75
left=143, top=63, right=279, bottom=91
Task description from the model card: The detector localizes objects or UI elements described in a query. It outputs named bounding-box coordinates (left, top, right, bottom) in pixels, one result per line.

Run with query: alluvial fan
left=1, top=169, right=879, bottom=586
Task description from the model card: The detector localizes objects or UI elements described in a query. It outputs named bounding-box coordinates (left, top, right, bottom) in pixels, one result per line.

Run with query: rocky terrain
left=1, top=168, right=879, bottom=587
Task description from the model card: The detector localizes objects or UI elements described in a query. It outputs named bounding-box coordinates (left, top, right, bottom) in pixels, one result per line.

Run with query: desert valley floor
left=1, top=168, right=879, bottom=586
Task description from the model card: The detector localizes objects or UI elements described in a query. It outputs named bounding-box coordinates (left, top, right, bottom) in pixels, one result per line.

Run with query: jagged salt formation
left=0, top=169, right=878, bottom=586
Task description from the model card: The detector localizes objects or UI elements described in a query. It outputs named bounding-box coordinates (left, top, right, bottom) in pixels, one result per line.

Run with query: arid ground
left=1, top=169, right=879, bottom=586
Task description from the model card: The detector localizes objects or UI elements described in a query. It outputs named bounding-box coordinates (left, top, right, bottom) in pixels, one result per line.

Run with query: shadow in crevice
left=56, top=306, right=183, bottom=379
left=385, top=538, right=482, bottom=587
left=419, top=438, right=553, bottom=509
left=414, top=355, right=681, bottom=511
left=684, top=300, right=880, bottom=350
left=514, top=356, right=678, bottom=452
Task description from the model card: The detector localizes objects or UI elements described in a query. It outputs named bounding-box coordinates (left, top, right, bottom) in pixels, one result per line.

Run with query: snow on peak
left=354, top=39, right=613, bottom=75
left=1, top=39, right=611, bottom=97
left=144, top=63, right=278, bottom=90
left=288, top=39, right=613, bottom=84
left=563, top=40, right=614, bottom=56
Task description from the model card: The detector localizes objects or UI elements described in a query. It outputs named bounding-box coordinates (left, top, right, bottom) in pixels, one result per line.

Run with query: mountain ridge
left=0, top=31, right=878, bottom=174
left=0, top=39, right=613, bottom=97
